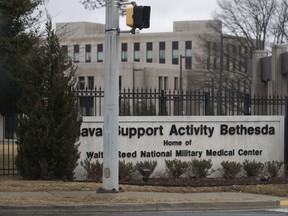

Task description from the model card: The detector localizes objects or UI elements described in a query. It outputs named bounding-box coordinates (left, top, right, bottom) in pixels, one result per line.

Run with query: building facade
left=56, top=20, right=226, bottom=92
left=56, top=20, right=253, bottom=117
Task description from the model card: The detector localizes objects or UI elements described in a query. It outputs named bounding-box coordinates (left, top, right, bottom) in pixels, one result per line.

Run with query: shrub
left=190, top=158, right=213, bottom=178
left=119, top=160, right=135, bottom=181
left=220, top=161, right=242, bottom=179
left=165, top=159, right=189, bottom=178
left=134, top=101, right=157, bottom=116
left=265, top=161, right=284, bottom=177
left=135, top=160, right=158, bottom=173
left=135, top=160, right=157, bottom=181
left=242, top=160, right=264, bottom=177
left=80, top=159, right=103, bottom=182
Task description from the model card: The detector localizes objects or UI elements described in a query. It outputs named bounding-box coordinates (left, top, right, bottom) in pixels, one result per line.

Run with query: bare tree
left=191, top=0, right=288, bottom=114
left=80, top=0, right=128, bottom=14
left=191, top=21, right=252, bottom=115
left=80, top=0, right=108, bottom=9
left=193, top=0, right=288, bottom=93
left=270, top=0, right=288, bottom=45
left=214, top=0, right=288, bottom=53
left=192, top=21, right=251, bottom=90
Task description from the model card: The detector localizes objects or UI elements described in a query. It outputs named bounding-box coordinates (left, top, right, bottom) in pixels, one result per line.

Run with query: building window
left=146, top=42, right=153, bottom=63
left=238, top=45, right=242, bottom=72
left=244, top=46, right=248, bottom=73
left=172, top=41, right=179, bottom=65
left=159, top=77, right=163, bottom=90
left=121, top=43, right=128, bottom=62
left=97, top=44, right=103, bottom=62
left=78, top=76, right=85, bottom=90
left=207, top=41, right=211, bottom=70
left=226, top=44, right=230, bottom=71
left=4, top=115, right=16, bottom=139
left=61, top=45, right=68, bottom=63
left=74, top=45, right=80, bottom=63
left=213, top=42, right=218, bottom=70
left=164, top=77, right=168, bottom=89
left=134, top=42, right=140, bottom=62
left=185, top=41, right=192, bottom=69
left=119, top=75, right=122, bottom=90
left=85, top=44, right=91, bottom=62
left=174, top=77, right=179, bottom=90
left=232, top=45, right=237, bottom=71
left=159, top=76, right=168, bottom=90
left=88, top=76, right=94, bottom=90
left=79, top=97, right=94, bottom=116
left=159, top=42, right=165, bottom=64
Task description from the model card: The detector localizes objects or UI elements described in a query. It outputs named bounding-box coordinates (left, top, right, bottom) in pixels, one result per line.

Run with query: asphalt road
left=0, top=209, right=288, bottom=216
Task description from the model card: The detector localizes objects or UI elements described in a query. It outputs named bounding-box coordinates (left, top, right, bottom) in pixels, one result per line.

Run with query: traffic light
left=126, top=4, right=150, bottom=31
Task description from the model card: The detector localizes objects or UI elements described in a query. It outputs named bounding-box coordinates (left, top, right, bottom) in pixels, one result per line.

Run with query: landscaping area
left=1, top=155, right=288, bottom=203
left=0, top=160, right=288, bottom=206
left=0, top=176, right=288, bottom=198
left=81, top=158, right=287, bottom=189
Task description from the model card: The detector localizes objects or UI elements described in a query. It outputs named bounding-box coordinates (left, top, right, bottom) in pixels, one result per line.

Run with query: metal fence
left=0, top=115, right=17, bottom=176
left=1, top=89, right=287, bottom=176
left=78, top=88, right=288, bottom=117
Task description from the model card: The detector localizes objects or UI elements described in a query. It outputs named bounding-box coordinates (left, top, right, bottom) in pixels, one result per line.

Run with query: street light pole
left=218, top=33, right=224, bottom=115
left=102, top=0, right=119, bottom=192
left=179, top=54, right=188, bottom=115
left=180, top=55, right=183, bottom=93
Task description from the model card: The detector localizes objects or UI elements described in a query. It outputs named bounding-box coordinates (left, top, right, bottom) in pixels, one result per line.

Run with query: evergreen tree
left=16, top=21, right=82, bottom=180
left=0, top=0, right=42, bottom=114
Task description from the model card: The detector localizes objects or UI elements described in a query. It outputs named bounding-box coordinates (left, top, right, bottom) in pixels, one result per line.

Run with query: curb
left=157, top=201, right=279, bottom=211
left=0, top=200, right=280, bottom=212
left=279, top=200, right=288, bottom=207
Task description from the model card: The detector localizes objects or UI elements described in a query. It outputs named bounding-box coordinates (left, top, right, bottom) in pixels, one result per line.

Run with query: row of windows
left=62, top=44, right=103, bottom=63
left=62, top=41, right=192, bottom=69
left=78, top=75, right=180, bottom=92
left=63, top=41, right=249, bottom=73
left=206, top=41, right=249, bottom=73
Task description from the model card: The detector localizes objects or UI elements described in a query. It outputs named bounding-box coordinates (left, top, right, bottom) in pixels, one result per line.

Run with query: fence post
left=244, top=94, right=251, bottom=115
left=204, top=92, right=210, bottom=116
left=159, top=90, right=167, bottom=116
left=285, top=97, right=288, bottom=176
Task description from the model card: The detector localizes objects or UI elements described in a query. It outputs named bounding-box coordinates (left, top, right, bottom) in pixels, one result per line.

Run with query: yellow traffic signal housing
left=126, top=4, right=151, bottom=31
left=126, top=5, right=134, bottom=28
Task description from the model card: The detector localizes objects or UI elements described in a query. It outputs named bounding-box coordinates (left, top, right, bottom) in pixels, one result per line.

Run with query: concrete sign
left=75, top=116, right=285, bottom=180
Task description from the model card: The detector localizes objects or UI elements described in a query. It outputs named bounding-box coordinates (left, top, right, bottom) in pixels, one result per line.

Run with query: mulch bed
left=121, top=177, right=288, bottom=187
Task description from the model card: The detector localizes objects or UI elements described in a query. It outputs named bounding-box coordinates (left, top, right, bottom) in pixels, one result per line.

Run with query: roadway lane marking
left=268, top=208, right=288, bottom=213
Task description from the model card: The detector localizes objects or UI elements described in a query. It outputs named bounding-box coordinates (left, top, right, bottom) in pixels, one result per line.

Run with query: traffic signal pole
left=100, top=0, right=150, bottom=192
left=102, top=0, right=120, bottom=192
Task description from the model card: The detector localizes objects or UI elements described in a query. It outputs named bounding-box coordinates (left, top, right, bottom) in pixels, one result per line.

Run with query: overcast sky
left=45, top=0, right=219, bottom=33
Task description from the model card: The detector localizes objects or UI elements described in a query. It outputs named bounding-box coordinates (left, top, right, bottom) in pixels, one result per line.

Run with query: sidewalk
left=0, top=190, right=288, bottom=212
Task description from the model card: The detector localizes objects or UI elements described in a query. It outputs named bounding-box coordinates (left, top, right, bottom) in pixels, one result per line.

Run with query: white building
left=56, top=20, right=230, bottom=91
